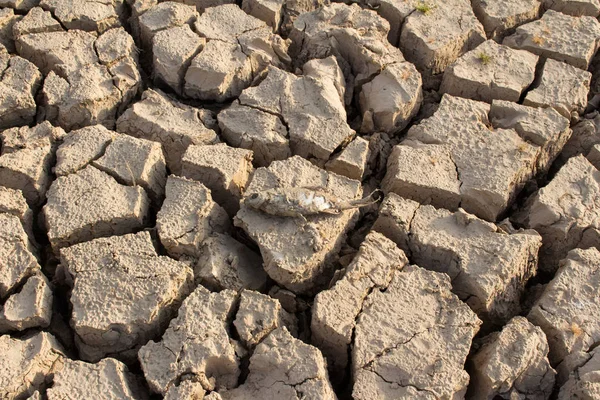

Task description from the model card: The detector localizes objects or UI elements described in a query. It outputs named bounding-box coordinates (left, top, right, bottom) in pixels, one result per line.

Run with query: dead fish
left=243, top=187, right=382, bottom=218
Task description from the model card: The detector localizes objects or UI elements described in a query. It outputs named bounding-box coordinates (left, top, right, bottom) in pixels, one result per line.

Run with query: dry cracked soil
left=1, top=0, right=600, bottom=399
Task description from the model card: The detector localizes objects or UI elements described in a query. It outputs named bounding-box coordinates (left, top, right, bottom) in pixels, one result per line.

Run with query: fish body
left=243, top=187, right=381, bottom=217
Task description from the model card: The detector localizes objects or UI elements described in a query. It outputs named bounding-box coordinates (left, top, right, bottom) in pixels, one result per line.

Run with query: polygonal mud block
left=242, top=0, right=283, bottom=30
left=137, top=2, right=198, bottom=52
left=358, top=61, right=423, bottom=133
left=529, top=248, right=600, bottom=366
left=234, top=289, right=297, bottom=348
left=47, top=358, right=149, bottom=400
left=0, top=121, right=65, bottom=207
left=12, top=7, right=62, bottom=37
left=0, top=0, right=40, bottom=11
left=517, top=155, right=600, bottom=273
left=218, top=101, right=290, bottom=167
left=181, top=143, right=253, bottom=215
left=387, top=94, right=570, bottom=221
left=138, top=286, right=239, bottom=394
left=469, top=317, right=556, bottom=399
left=238, top=64, right=354, bottom=163
left=441, top=40, right=539, bottom=103
left=234, top=156, right=361, bottom=294
left=54, top=125, right=116, bottom=177
left=0, top=8, right=21, bottom=52
left=196, top=233, right=267, bottom=291
left=503, top=10, right=600, bottom=70
left=220, top=328, right=336, bottom=399
left=156, top=175, right=231, bottom=259
left=558, top=347, right=600, bottom=399
left=164, top=380, right=205, bottom=400
left=152, top=25, right=204, bottom=94
left=183, top=4, right=290, bottom=102
left=543, top=0, right=600, bottom=17
left=399, top=0, right=485, bottom=85
left=0, top=332, right=65, bottom=400
left=93, top=134, right=167, bottom=203
left=382, top=140, right=462, bottom=211
left=373, top=195, right=542, bottom=326
left=117, top=89, right=219, bottom=174
left=0, top=213, right=40, bottom=299
left=0, top=53, right=42, bottom=129
left=43, top=165, right=150, bottom=252
left=471, top=0, right=541, bottom=41
left=524, top=59, right=591, bottom=118
left=39, top=0, right=124, bottom=33
left=556, top=116, right=600, bottom=166
left=59, top=231, right=194, bottom=362
left=0, top=273, right=52, bottom=332
left=352, top=265, right=481, bottom=399
left=0, top=187, right=34, bottom=238
left=312, top=231, right=408, bottom=376
left=325, top=136, right=370, bottom=181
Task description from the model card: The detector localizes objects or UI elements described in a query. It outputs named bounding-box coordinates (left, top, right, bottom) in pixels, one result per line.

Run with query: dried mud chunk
left=503, top=10, right=600, bottom=70
left=0, top=213, right=39, bottom=299
left=0, top=332, right=65, bottom=400
left=47, top=358, right=148, bottom=400
left=156, top=175, right=231, bottom=259
left=218, top=101, right=290, bottom=167
left=396, top=94, right=569, bottom=221
left=559, top=347, right=600, bottom=399
left=197, top=233, right=266, bottom=291
left=374, top=196, right=542, bottom=326
left=312, top=231, right=408, bottom=375
left=358, top=61, right=423, bottom=133
left=469, top=316, right=556, bottom=400
left=16, top=30, right=98, bottom=77
left=352, top=265, right=481, bottom=399
left=587, top=144, right=600, bottom=170
left=399, top=0, right=485, bottom=83
left=152, top=25, right=204, bottom=95
left=0, top=0, right=40, bottom=11
left=39, top=0, right=123, bottom=33
left=43, top=165, right=150, bottom=252
left=0, top=8, right=20, bottom=52
left=524, top=59, right=591, bottom=119
left=242, top=0, right=283, bottom=30
left=543, top=0, right=600, bottom=17
left=12, top=7, right=62, bottom=37
left=164, top=380, right=205, bottom=400
left=42, top=64, right=122, bottom=131
left=93, top=134, right=167, bottom=203
left=137, top=2, right=198, bottom=51
left=234, top=156, right=361, bottom=293
left=0, top=121, right=65, bottom=206
left=0, top=53, right=42, bottom=129
left=59, top=231, right=194, bottom=361
left=489, top=100, right=571, bottom=172
left=325, top=136, right=370, bottom=181
left=0, top=273, right=52, bottom=332
left=54, top=125, right=115, bottom=177
left=181, top=143, right=253, bottom=215
left=234, top=289, right=297, bottom=348
left=382, top=141, right=462, bottom=211
left=471, top=0, right=541, bottom=41
left=116, top=89, right=219, bottom=174
left=441, top=40, right=538, bottom=103
left=238, top=64, right=354, bottom=163
left=220, top=328, right=336, bottom=400
left=138, top=286, right=239, bottom=394
left=528, top=248, right=600, bottom=365
left=517, top=155, right=600, bottom=273
left=0, top=187, right=34, bottom=238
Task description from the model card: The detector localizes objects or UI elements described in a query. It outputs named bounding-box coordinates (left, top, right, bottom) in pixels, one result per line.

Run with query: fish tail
left=340, top=189, right=383, bottom=209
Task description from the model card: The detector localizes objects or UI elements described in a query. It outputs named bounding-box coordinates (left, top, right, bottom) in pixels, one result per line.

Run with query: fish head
left=242, top=192, right=266, bottom=209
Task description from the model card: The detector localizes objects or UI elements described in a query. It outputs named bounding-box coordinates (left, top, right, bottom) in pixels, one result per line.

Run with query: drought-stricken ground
left=1, top=0, right=600, bottom=399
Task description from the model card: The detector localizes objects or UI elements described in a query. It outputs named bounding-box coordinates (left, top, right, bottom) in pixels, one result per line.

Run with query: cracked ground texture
left=0, top=0, right=600, bottom=399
